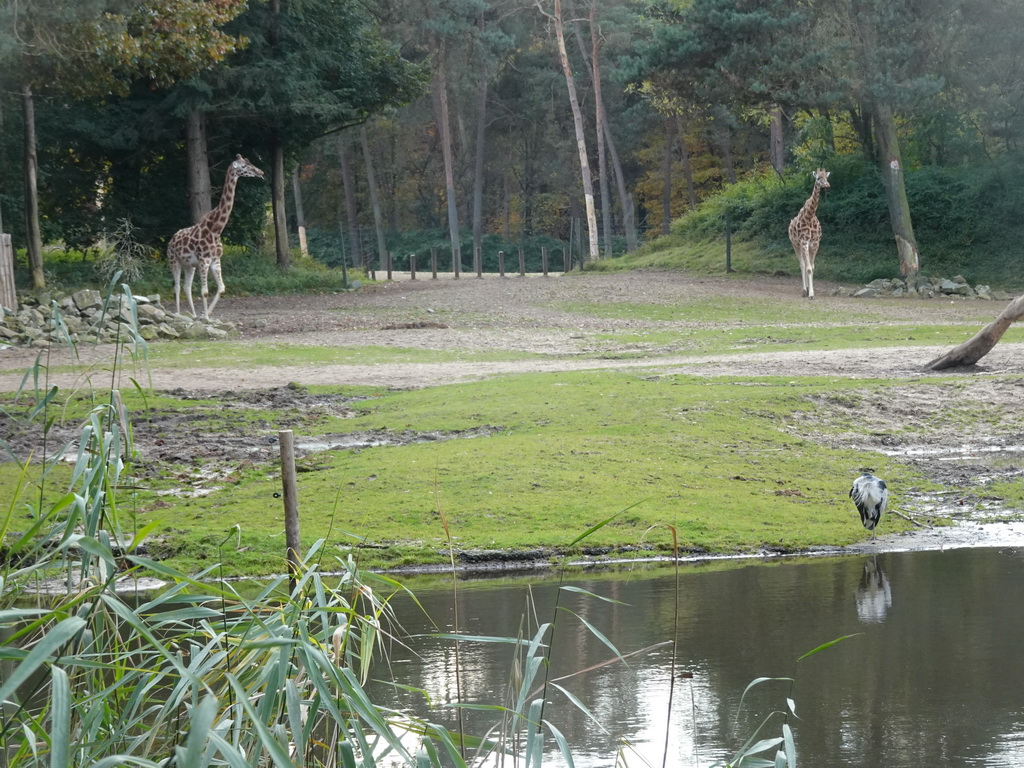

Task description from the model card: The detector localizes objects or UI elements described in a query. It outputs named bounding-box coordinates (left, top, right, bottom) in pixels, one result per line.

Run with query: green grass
left=3, top=370, right=957, bottom=577
left=6, top=266, right=1024, bottom=577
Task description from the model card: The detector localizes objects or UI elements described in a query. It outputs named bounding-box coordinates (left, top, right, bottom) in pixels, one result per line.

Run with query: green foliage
left=12, top=245, right=356, bottom=297
left=625, top=153, right=1024, bottom=289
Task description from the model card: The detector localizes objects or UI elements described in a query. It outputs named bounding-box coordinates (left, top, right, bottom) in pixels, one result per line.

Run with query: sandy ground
left=4, top=270, right=1024, bottom=390
left=5, top=270, right=1024, bottom=560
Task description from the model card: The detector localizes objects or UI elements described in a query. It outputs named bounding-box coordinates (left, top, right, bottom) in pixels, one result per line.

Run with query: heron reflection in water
left=856, top=556, right=892, bottom=623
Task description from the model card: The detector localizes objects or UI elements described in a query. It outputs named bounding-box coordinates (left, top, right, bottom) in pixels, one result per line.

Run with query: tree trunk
left=770, top=104, right=785, bottom=176
left=185, top=109, right=212, bottom=222
left=22, top=84, right=44, bottom=290
left=661, top=115, right=675, bottom=235
left=590, top=3, right=612, bottom=258
left=603, top=119, right=637, bottom=251
left=925, top=295, right=1024, bottom=370
left=471, top=74, right=488, bottom=265
left=502, top=175, right=511, bottom=241
left=572, top=9, right=635, bottom=253
left=361, top=126, right=388, bottom=274
left=270, top=136, right=290, bottom=269
left=551, top=0, right=598, bottom=263
left=291, top=166, right=308, bottom=256
left=874, top=102, right=920, bottom=278
left=432, top=50, right=462, bottom=275
left=716, top=118, right=737, bottom=184
left=679, top=116, right=698, bottom=210
left=336, top=133, right=362, bottom=268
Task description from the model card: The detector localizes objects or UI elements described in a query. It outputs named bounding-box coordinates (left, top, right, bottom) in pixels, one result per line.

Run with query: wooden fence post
left=498, top=250, right=505, bottom=277
left=410, top=252, right=417, bottom=280
left=541, top=246, right=549, bottom=277
left=431, top=248, right=438, bottom=279
left=386, top=251, right=393, bottom=281
left=518, top=247, right=526, bottom=277
left=279, top=429, right=301, bottom=591
left=0, top=234, right=15, bottom=310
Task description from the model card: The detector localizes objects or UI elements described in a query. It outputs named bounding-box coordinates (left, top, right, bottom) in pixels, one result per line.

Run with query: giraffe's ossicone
left=167, top=154, right=264, bottom=319
left=788, top=168, right=830, bottom=300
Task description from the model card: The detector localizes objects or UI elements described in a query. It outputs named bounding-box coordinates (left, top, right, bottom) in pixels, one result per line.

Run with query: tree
left=336, top=133, right=363, bottom=268
left=0, top=0, right=247, bottom=287
left=200, top=0, right=426, bottom=267
left=540, top=0, right=599, bottom=263
left=432, top=44, right=462, bottom=274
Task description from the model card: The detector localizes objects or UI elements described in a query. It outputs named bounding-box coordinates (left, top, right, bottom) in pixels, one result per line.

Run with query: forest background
left=3, top=0, right=1024, bottom=292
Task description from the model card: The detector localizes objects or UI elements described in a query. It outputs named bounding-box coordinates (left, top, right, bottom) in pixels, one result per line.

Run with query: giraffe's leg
left=807, top=241, right=819, bottom=300
left=183, top=265, right=198, bottom=317
left=198, top=260, right=211, bottom=319
left=797, top=245, right=810, bottom=298
left=206, top=259, right=225, bottom=317
left=170, top=259, right=182, bottom=315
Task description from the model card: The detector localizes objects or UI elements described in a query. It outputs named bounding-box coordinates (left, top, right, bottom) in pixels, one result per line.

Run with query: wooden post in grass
left=541, top=246, right=549, bottom=277
left=386, top=251, right=393, bottom=281
left=518, top=247, right=525, bottom=277
left=279, top=429, right=301, bottom=591
left=431, top=248, right=438, bottom=279
left=0, top=234, right=15, bottom=310
left=410, top=252, right=417, bottom=280
left=498, top=250, right=505, bottom=277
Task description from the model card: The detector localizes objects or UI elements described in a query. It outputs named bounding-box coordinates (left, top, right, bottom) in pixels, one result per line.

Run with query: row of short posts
left=377, top=246, right=575, bottom=280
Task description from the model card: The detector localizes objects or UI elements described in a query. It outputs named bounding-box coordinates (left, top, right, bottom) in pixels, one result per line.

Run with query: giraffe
left=788, top=168, right=830, bottom=299
left=167, top=154, right=264, bottom=319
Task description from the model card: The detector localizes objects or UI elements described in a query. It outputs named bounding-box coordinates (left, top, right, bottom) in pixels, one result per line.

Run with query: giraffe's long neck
left=801, top=184, right=821, bottom=219
left=204, top=167, right=240, bottom=236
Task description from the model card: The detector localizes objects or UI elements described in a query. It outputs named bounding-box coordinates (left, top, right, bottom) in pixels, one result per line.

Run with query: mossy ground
left=3, top=272, right=1022, bottom=578
left=2, top=368, right=952, bottom=577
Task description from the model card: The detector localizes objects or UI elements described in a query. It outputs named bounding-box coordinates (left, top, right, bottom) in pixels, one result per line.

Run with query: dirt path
left=3, top=271, right=1021, bottom=390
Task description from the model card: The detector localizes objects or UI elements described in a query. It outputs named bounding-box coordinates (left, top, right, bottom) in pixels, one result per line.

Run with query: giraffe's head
left=813, top=168, right=831, bottom=189
left=232, top=155, right=265, bottom=179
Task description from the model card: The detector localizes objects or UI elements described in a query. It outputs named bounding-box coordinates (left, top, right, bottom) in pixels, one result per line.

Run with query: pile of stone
left=0, top=288, right=235, bottom=348
left=832, top=275, right=1016, bottom=301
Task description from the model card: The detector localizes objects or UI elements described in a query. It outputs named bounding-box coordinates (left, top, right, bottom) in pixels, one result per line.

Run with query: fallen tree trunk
left=925, top=294, right=1024, bottom=370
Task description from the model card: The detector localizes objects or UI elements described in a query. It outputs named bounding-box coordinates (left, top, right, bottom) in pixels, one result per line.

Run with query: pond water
left=370, top=547, right=1024, bottom=767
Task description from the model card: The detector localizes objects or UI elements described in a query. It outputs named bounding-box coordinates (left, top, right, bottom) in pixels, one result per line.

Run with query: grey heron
left=850, top=473, right=888, bottom=537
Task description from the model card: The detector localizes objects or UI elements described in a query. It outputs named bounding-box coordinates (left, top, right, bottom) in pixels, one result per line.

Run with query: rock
left=137, top=304, right=167, bottom=323
left=0, top=289, right=235, bottom=348
left=17, top=307, right=45, bottom=326
left=71, top=289, right=103, bottom=312
left=853, top=287, right=880, bottom=298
